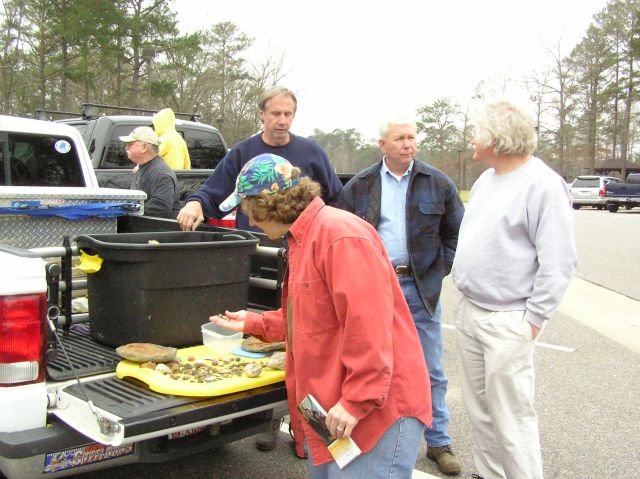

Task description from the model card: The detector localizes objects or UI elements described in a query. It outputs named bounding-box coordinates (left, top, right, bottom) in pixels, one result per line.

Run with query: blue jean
left=398, top=275, right=451, bottom=447
left=307, top=417, right=424, bottom=479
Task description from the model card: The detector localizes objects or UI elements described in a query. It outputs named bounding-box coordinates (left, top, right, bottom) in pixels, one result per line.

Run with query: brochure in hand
left=297, top=394, right=361, bottom=469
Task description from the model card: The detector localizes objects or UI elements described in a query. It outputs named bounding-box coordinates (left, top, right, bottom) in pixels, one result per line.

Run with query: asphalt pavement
left=573, top=208, right=640, bottom=300
left=75, top=208, right=640, bottom=479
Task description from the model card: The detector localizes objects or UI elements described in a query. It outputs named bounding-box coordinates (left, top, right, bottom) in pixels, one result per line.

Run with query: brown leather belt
left=394, top=265, right=411, bottom=275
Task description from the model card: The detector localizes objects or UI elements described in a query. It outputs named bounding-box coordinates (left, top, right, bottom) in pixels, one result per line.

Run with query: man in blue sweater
left=177, top=86, right=341, bottom=458
left=177, top=86, right=342, bottom=232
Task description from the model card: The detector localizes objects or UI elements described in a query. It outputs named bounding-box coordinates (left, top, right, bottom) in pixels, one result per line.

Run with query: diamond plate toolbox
left=0, top=187, right=146, bottom=249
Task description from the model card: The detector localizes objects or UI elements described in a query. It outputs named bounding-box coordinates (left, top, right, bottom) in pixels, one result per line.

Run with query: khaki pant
left=455, top=298, right=544, bottom=479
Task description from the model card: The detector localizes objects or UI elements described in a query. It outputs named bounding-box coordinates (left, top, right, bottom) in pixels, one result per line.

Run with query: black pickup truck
left=604, top=173, right=640, bottom=212
left=38, top=103, right=227, bottom=201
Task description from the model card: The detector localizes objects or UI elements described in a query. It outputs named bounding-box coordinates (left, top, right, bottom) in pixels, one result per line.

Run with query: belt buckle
left=395, top=265, right=409, bottom=275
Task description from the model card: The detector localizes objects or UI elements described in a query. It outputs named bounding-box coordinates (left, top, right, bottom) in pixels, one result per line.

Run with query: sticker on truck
left=43, top=443, right=134, bottom=474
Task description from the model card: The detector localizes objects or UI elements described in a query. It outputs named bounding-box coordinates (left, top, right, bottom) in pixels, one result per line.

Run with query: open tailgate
left=52, top=375, right=287, bottom=445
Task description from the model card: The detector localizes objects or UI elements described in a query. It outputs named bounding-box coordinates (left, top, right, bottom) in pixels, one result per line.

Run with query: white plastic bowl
left=201, top=322, right=243, bottom=353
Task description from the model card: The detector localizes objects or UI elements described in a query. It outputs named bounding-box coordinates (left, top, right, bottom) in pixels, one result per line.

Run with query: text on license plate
left=43, top=443, right=134, bottom=474
left=168, top=426, right=206, bottom=439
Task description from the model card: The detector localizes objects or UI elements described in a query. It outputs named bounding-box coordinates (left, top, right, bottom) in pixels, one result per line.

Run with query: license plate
left=43, top=443, right=134, bottom=474
left=168, top=426, right=206, bottom=440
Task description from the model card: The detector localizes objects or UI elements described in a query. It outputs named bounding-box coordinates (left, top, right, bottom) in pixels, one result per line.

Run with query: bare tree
left=538, top=39, right=577, bottom=177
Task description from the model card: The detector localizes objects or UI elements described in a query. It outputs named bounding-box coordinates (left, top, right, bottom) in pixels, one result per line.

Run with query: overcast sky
left=173, top=0, right=610, bottom=140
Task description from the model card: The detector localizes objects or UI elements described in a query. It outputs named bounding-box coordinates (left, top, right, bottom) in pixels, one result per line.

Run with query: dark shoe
left=255, top=432, right=276, bottom=452
left=471, top=475, right=485, bottom=479
left=255, top=417, right=282, bottom=451
left=289, top=422, right=307, bottom=459
left=427, top=445, right=461, bottom=476
left=290, top=438, right=307, bottom=459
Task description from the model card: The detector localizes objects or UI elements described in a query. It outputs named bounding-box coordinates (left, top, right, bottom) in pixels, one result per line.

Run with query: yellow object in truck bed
left=116, top=345, right=285, bottom=397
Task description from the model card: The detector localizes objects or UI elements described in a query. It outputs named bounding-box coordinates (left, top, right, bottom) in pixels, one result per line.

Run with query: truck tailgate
left=53, top=375, right=287, bottom=446
left=606, top=183, right=640, bottom=197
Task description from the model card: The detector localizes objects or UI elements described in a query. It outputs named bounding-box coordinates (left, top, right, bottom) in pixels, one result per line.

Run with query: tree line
left=1, top=0, right=638, bottom=187
left=312, top=0, right=640, bottom=188
left=0, top=0, right=285, bottom=147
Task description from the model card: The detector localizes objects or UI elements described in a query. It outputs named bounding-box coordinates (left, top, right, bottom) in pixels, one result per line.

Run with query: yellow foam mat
left=116, top=345, right=285, bottom=397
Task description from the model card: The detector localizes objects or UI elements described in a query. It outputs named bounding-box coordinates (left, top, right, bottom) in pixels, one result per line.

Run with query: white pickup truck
left=0, top=116, right=287, bottom=478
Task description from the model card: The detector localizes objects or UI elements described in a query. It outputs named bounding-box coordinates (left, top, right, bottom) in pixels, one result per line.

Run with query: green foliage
left=416, top=97, right=461, bottom=152
left=310, top=128, right=380, bottom=174
left=0, top=0, right=276, bottom=141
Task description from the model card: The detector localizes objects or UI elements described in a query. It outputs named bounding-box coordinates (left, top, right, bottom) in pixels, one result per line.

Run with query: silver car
left=570, top=175, right=623, bottom=209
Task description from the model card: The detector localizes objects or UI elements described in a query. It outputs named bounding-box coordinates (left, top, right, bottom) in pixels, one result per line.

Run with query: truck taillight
left=599, top=186, right=606, bottom=196
left=0, top=293, right=47, bottom=385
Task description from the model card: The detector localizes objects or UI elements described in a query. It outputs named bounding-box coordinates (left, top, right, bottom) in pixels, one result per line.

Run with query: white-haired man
left=452, top=100, right=577, bottom=479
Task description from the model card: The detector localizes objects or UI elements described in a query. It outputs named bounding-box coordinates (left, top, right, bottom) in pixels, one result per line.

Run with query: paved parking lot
left=572, top=207, right=640, bottom=300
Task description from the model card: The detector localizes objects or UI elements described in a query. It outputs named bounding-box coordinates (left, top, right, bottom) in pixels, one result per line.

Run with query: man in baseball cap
left=119, top=126, right=159, bottom=145
left=120, top=126, right=180, bottom=218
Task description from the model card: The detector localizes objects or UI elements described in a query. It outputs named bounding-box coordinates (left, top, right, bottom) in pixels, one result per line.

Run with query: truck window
left=183, top=129, right=226, bottom=169
left=103, top=125, right=135, bottom=168
left=3, top=132, right=84, bottom=186
left=626, top=173, right=640, bottom=184
left=103, top=124, right=227, bottom=169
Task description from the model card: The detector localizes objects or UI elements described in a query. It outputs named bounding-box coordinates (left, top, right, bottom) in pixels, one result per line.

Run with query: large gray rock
left=116, top=343, right=177, bottom=363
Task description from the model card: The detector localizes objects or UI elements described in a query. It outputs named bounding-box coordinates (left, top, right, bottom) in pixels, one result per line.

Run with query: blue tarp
left=0, top=201, right=141, bottom=220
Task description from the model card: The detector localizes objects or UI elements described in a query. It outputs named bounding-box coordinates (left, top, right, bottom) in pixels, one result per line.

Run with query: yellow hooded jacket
left=152, top=108, right=191, bottom=170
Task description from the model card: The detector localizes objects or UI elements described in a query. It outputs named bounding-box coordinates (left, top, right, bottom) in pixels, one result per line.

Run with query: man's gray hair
left=472, top=100, right=537, bottom=155
left=378, top=114, right=417, bottom=139
left=259, top=86, right=298, bottom=113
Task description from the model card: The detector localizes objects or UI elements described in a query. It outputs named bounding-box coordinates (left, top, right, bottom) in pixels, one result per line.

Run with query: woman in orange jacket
left=210, top=153, right=432, bottom=478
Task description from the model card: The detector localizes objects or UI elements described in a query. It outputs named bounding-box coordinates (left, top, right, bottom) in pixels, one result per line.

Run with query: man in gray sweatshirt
left=452, top=100, right=577, bottom=479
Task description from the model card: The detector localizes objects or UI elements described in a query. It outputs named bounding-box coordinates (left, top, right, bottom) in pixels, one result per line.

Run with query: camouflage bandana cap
left=219, top=153, right=299, bottom=212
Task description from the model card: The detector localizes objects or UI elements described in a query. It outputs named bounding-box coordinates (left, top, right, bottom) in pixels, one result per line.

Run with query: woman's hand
left=326, top=401, right=359, bottom=439
left=209, top=310, right=247, bottom=333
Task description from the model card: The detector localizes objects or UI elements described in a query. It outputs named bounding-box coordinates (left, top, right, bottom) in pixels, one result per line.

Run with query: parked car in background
left=604, top=172, right=640, bottom=212
left=570, top=175, right=623, bottom=209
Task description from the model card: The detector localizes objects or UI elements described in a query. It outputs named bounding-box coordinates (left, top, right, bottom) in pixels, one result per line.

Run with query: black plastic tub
left=75, top=231, right=258, bottom=347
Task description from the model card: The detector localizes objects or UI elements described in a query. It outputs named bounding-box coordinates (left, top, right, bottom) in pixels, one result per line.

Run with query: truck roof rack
left=81, top=103, right=201, bottom=122
left=35, top=109, right=81, bottom=121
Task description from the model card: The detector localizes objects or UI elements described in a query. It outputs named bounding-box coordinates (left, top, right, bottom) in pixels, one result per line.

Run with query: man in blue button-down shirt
left=338, top=114, right=464, bottom=476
